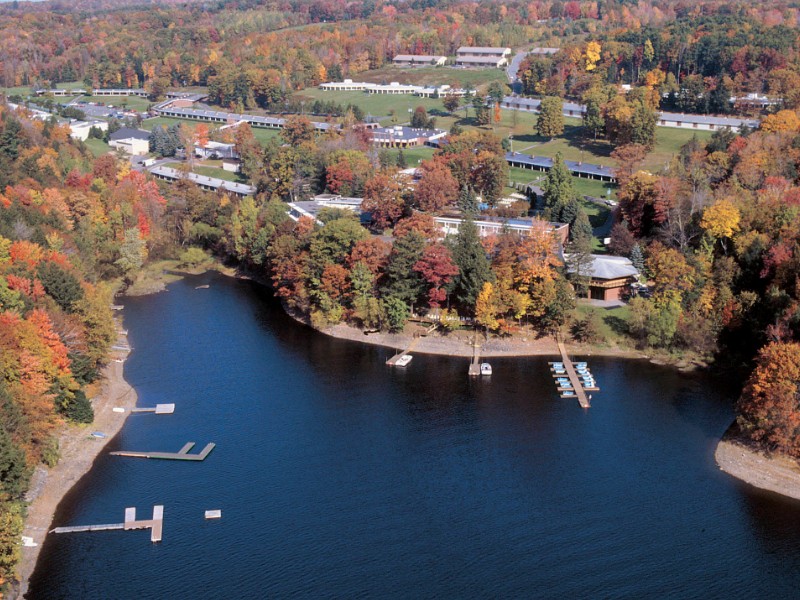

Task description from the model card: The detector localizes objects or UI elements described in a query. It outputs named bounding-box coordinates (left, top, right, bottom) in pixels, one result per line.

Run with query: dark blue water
left=28, top=273, right=800, bottom=598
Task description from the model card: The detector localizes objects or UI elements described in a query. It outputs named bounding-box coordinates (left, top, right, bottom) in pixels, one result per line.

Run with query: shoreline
left=14, top=335, right=138, bottom=599
left=715, top=432, right=800, bottom=502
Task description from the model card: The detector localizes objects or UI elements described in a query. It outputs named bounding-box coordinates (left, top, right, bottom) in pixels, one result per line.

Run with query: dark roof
left=110, top=127, right=151, bottom=141
left=505, top=152, right=616, bottom=180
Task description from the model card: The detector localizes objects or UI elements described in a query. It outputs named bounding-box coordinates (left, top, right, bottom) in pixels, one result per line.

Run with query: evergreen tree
left=448, top=215, right=494, bottom=311
left=396, top=150, right=407, bottom=169
left=630, top=243, right=645, bottom=274
left=382, top=231, right=425, bottom=306
left=543, top=153, right=578, bottom=223
left=565, top=221, right=594, bottom=298
left=570, top=208, right=593, bottom=242
left=457, top=185, right=479, bottom=215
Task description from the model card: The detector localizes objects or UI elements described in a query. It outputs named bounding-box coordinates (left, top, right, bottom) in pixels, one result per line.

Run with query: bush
left=571, top=311, right=601, bottom=343
left=179, top=247, right=208, bottom=267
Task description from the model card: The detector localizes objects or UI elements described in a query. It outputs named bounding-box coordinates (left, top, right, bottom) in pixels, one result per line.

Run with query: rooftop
left=109, top=127, right=151, bottom=141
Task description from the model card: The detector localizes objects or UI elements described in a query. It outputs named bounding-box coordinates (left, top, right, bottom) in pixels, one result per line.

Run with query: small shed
left=585, top=255, right=639, bottom=301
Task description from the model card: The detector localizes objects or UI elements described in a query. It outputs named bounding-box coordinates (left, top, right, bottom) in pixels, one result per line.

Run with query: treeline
left=0, top=103, right=168, bottom=588
left=518, top=13, right=800, bottom=115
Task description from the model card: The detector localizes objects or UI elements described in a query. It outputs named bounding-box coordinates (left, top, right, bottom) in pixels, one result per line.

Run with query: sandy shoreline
left=13, top=336, right=138, bottom=599
left=320, top=320, right=647, bottom=359
left=715, top=435, right=800, bottom=502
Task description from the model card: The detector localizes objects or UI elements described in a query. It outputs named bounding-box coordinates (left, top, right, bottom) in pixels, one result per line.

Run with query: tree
left=415, top=160, right=459, bottom=212
left=536, top=96, right=564, bottom=138
left=737, top=342, right=800, bottom=457
left=565, top=211, right=594, bottom=298
left=475, top=282, right=500, bottom=331
left=362, top=172, right=405, bottom=230
left=760, top=110, right=800, bottom=134
left=582, top=95, right=604, bottom=140
left=700, top=199, right=740, bottom=253
left=630, top=101, right=658, bottom=149
left=382, top=295, right=409, bottom=332
left=442, top=94, right=460, bottom=114
left=413, top=243, right=459, bottom=308
left=630, top=243, right=645, bottom=275
left=281, top=115, right=315, bottom=145
left=37, top=262, right=84, bottom=312
left=487, top=81, right=507, bottom=104
left=382, top=231, right=426, bottom=307
left=115, top=229, right=146, bottom=280
left=542, top=153, right=578, bottom=222
left=449, top=216, right=494, bottom=311
left=411, top=106, right=431, bottom=129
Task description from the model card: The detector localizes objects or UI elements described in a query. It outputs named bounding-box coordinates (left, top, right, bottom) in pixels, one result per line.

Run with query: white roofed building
left=393, top=54, right=447, bottom=67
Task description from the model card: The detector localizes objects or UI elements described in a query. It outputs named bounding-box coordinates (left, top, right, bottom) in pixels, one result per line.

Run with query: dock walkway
left=51, top=505, right=164, bottom=543
left=386, top=338, right=420, bottom=366
left=110, top=442, right=215, bottom=461
left=556, top=339, right=591, bottom=408
left=468, top=336, right=481, bottom=376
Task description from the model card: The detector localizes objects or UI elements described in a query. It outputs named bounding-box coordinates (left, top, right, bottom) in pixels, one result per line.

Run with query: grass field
left=83, top=138, right=111, bottom=157
left=573, top=303, right=632, bottom=345
left=353, top=66, right=507, bottom=91
left=76, top=95, right=152, bottom=112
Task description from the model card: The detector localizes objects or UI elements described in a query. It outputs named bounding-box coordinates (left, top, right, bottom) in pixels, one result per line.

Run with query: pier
left=468, top=336, right=481, bottom=376
left=131, top=403, right=175, bottom=414
left=110, top=441, right=215, bottom=461
left=386, top=338, right=419, bottom=366
left=51, top=505, right=164, bottom=543
left=552, top=339, right=595, bottom=408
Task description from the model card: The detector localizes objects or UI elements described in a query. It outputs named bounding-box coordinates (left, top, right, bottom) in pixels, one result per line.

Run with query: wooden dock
left=555, top=339, right=592, bottom=409
left=468, top=336, right=481, bottom=376
left=110, top=441, right=215, bottom=461
left=386, top=338, right=419, bottom=366
left=51, top=505, right=164, bottom=543
left=131, top=403, right=175, bottom=414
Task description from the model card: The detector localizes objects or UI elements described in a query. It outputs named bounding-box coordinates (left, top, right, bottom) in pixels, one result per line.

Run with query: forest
left=5, top=0, right=800, bottom=592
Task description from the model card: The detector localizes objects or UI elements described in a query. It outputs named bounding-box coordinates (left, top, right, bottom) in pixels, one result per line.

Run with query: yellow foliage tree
left=760, top=110, right=800, bottom=133
left=701, top=199, right=741, bottom=240
left=475, top=282, right=500, bottom=331
left=584, top=41, right=601, bottom=71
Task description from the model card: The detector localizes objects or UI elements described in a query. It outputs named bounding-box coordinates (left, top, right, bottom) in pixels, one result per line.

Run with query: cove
left=27, top=272, right=800, bottom=598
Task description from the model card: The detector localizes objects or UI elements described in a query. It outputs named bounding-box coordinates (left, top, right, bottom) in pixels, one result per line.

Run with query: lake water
left=27, top=273, right=800, bottom=598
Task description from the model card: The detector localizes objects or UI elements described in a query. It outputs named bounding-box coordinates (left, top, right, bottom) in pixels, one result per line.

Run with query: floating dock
left=552, top=339, right=595, bottom=408
left=51, top=505, right=164, bottom=543
left=110, top=441, right=215, bottom=461
left=131, top=403, right=175, bottom=414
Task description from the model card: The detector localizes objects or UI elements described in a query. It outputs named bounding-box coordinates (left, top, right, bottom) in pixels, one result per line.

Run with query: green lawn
left=574, top=303, right=632, bottom=345
left=76, top=95, right=152, bottom=112
left=294, top=88, right=445, bottom=120
left=142, top=117, right=281, bottom=146
left=141, top=117, right=187, bottom=131
left=383, top=146, right=435, bottom=166
left=83, top=138, right=111, bottom=157
left=353, top=66, right=507, bottom=91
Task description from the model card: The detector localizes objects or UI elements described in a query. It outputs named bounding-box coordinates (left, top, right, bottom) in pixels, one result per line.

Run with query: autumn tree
left=737, top=342, right=800, bottom=457
left=415, top=160, right=459, bottom=213
left=281, top=115, right=316, bottom=146
left=362, top=171, right=405, bottom=230
left=413, top=243, right=459, bottom=308
left=449, top=216, right=494, bottom=312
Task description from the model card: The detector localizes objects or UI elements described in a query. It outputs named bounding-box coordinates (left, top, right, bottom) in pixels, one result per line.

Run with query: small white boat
left=195, top=285, right=210, bottom=289
left=480, top=363, right=492, bottom=376
left=395, top=354, right=413, bottom=367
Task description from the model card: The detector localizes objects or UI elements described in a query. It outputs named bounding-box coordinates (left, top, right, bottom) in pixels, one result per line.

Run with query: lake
left=27, top=273, right=800, bottom=598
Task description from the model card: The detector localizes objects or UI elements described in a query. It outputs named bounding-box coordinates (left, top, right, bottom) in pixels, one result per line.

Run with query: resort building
left=149, top=165, right=256, bottom=198
left=34, top=88, right=87, bottom=97
left=366, top=82, right=423, bottom=95
left=455, top=46, right=511, bottom=68
left=69, top=120, right=108, bottom=141
left=287, top=194, right=364, bottom=225
left=108, top=127, right=151, bottom=156
left=92, top=88, right=149, bottom=97
left=506, top=152, right=617, bottom=183
left=319, top=80, right=376, bottom=92
left=371, top=126, right=448, bottom=148
left=434, top=213, right=569, bottom=245
left=194, top=141, right=238, bottom=160
left=501, top=95, right=761, bottom=132
left=574, top=255, right=640, bottom=301
left=393, top=54, right=447, bottom=67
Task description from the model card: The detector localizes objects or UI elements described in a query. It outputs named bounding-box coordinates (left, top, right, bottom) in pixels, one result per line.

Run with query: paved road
left=506, top=51, right=529, bottom=90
